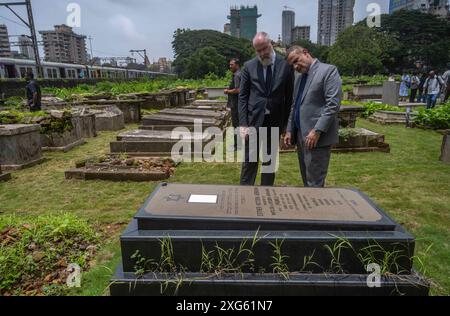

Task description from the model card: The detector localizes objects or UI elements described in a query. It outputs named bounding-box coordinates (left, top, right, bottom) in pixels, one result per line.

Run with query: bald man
left=239, top=32, right=294, bottom=186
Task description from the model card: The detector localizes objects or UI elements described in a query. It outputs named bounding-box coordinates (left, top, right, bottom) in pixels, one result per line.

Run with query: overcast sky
left=0, top=0, right=389, bottom=62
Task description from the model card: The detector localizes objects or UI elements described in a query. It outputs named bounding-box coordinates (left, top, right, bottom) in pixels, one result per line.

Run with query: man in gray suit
left=239, top=32, right=294, bottom=186
left=284, top=46, right=342, bottom=188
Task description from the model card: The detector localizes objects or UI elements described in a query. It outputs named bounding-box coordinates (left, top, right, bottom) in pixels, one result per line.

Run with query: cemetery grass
left=0, top=120, right=448, bottom=296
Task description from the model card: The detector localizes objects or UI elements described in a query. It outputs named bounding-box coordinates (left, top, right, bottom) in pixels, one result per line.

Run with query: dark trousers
left=410, top=89, right=418, bottom=103
left=230, top=105, right=240, bottom=150
left=426, top=94, right=438, bottom=109
left=240, top=115, right=278, bottom=186
left=297, top=130, right=332, bottom=188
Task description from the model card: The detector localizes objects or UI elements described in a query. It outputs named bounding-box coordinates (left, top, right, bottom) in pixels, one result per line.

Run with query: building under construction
left=227, top=5, right=261, bottom=41
left=318, top=0, right=355, bottom=46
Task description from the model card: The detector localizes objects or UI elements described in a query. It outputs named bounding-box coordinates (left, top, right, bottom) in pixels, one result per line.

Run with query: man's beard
left=258, top=52, right=273, bottom=67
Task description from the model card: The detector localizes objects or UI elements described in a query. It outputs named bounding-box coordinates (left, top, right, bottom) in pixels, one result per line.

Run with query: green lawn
left=0, top=120, right=449, bottom=296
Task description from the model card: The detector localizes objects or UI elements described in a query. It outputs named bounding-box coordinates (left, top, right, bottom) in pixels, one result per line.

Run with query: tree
left=328, top=24, right=401, bottom=76
left=183, top=47, right=227, bottom=79
left=374, top=10, right=450, bottom=72
left=172, top=29, right=254, bottom=78
left=290, top=39, right=330, bottom=62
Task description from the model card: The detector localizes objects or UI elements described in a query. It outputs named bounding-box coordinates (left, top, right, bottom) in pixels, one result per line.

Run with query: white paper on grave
left=188, top=194, right=218, bottom=204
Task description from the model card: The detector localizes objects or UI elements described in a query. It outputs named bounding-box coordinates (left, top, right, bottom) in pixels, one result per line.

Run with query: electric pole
left=88, top=36, right=94, bottom=61
left=0, top=0, right=42, bottom=77
left=130, top=49, right=149, bottom=67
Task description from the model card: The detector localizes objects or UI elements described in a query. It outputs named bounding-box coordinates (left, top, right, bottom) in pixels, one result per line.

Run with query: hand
left=240, top=127, right=249, bottom=140
left=305, top=130, right=321, bottom=150
left=224, top=89, right=229, bottom=95
left=284, top=132, right=292, bottom=146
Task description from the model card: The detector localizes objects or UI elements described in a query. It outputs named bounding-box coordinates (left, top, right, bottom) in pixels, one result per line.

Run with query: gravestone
left=110, top=129, right=214, bottom=156
left=71, top=111, right=97, bottom=138
left=0, top=165, right=11, bottom=181
left=90, top=105, right=125, bottom=131
left=0, top=124, right=45, bottom=170
left=111, top=183, right=429, bottom=296
left=440, top=130, right=450, bottom=163
left=142, top=114, right=224, bottom=129
left=159, top=108, right=226, bottom=120
left=370, top=111, right=415, bottom=125
left=382, top=81, right=400, bottom=106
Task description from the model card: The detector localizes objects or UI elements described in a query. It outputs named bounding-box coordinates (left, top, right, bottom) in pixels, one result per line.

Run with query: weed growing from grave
left=299, top=250, right=322, bottom=273
left=324, top=236, right=355, bottom=274
left=269, top=239, right=290, bottom=280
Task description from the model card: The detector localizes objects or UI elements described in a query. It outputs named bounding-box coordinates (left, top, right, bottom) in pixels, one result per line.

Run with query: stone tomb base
left=110, top=183, right=429, bottom=296
left=110, top=129, right=215, bottom=157
left=111, top=269, right=428, bottom=296
left=142, top=114, right=224, bottom=130
left=0, top=125, right=45, bottom=171
left=370, top=110, right=415, bottom=125
left=0, top=165, right=11, bottom=181
left=65, top=156, right=177, bottom=182
left=334, top=128, right=390, bottom=153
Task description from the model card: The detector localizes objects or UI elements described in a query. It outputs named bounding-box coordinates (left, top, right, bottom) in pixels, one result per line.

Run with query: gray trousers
left=297, top=131, right=332, bottom=188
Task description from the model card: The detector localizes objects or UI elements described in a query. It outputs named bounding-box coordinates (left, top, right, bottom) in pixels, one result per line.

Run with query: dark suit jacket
left=287, top=60, right=342, bottom=147
left=238, top=55, right=294, bottom=130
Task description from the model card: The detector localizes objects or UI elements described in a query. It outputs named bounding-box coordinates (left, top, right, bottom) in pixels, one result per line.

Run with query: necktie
left=295, top=74, right=308, bottom=130
left=265, top=65, right=273, bottom=93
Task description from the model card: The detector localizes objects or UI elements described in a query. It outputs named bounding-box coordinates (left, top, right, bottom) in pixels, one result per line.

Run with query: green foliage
left=0, top=110, right=47, bottom=124
left=172, top=29, right=254, bottom=78
left=414, top=103, right=450, bottom=130
left=183, top=47, right=227, bottom=79
left=3, top=97, right=25, bottom=109
left=376, top=10, right=450, bottom=72
left=0, top=214, right=99, bottom=295
left=328, top=24, right=400, bottom=76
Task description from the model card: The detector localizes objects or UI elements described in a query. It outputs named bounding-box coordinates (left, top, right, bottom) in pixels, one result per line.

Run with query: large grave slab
left=0, top=124, right=45, bottom=170
left=142, top=114, right=224, bottom=129
left=110, top=129, right=214, bottom=156
left=440, top=130, right=450, bottom=163
left=334, top=128, right=390, bottom=153
left=192, top=99, right=228, bottom=110
left=110, top=183, right=429, bottom=296
left=370, top=110, right=415, bottom=125
left=158, top=108, right=228, bottom=121
left=136, top=184, right=396, bottom=231
left=65, top=156, right=177, bottom=182
left=353, top=85, right=383, bottom=101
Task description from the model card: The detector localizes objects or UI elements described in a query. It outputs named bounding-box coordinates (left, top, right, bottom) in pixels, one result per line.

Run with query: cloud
left=108, top=14, right=146, bottom=42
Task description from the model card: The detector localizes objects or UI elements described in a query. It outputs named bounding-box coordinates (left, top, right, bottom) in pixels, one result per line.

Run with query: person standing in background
left=224, top=58, right=242, bottom=152
left=25, top=72, right=41, bottom=112
left=399, top=71, right=411, bottom=102
left=424, top=71, right=445, bottom=109
left=417, top=72, right=428, bottom=103
left=410, top=72, right=420, bottom=103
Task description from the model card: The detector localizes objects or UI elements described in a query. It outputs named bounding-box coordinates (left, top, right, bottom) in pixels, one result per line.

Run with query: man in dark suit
left=284, top=46, right=342, bottom=188
left=239, top=32, right=294, bottom=186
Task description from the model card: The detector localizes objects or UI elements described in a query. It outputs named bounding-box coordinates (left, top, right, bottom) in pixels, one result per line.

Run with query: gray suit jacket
left=287, top=60, right=342, bottom=147
left=239, top=55, right=294, bottom=130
